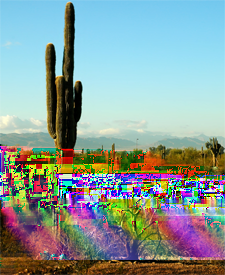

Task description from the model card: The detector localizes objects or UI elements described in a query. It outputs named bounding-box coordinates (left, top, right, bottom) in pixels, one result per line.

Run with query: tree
left=108, top=197, right=165, bottom=260
left=120, top=151, right=129, bottom=171
left=156, top=145, right=164, bottom=153
left=205, top=138, right=223, bottom=167
left=149, top=147, right=156, bottom=154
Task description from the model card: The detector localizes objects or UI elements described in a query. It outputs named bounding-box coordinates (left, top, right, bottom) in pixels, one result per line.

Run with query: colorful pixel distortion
left=0, top=146, right=224, bottom=260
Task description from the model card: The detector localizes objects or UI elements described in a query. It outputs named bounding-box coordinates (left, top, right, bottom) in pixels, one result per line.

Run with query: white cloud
left=2, top=41, right=12, bottom=48
left=0, top=115, right=16, bottom=128
left=99, top=128, right=120, bottom=136
left=114, top=120, right=147, bottom=129
left=28, top=128, right=43, bottom=133
left=77, top=130, right=85, bottom=135
left=2, top=41, right=21, bottom=48
left=0, top=115, right=47, bottom=133
left=78, top=122, right=91, bottom=129
left=182, top=130, right=204, bottom=137
left=137, top=129, right=145, bottom=133
left=14, top=129, right=22, bottom=134
left=30, top=118, right=43, bottom=127
left=14, top=128, right=42, bottom=134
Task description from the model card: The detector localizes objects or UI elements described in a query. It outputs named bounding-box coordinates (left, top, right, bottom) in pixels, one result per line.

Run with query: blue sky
left=0, top=0, right=224, bottom=141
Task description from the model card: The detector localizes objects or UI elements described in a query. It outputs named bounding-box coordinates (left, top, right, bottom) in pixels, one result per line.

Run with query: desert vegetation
left=4, top=141, right=224, bottom=175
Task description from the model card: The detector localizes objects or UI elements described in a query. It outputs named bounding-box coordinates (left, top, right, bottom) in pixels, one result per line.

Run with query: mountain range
left=0, top=132, right=224, bottom=151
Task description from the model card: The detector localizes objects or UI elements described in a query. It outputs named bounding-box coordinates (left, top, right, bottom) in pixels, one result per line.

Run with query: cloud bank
left=0, top=115, right=46, bottom=134
left=0, top=115, right=92, bottom=135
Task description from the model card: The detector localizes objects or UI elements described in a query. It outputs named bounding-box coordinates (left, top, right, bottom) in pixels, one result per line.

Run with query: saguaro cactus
left=200, top=146, right=205, bottom=166
left=45, top=2, right=82, bottom=150
left=182, top=149, right=185, bottom=161
left=201, top=146, right=204, bottom=159
left=161, top=146, right=166, bottom=160
left=112, top=143, right=115, bottom=160
left=205, top=138, right=223, bottom=167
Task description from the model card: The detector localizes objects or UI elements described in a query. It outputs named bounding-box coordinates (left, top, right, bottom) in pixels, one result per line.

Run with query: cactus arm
left=213, top=138, right=215, bottom=150
left=46, top=43, right=57, bottom=140
left=71, top=80, right=82, bottom=150
left=74, top=81, right=83, bottom=123
left=62, top=47, right=65, bottom=77
left=55, top=76, right=66, bottom=149
left=205, top=142, right=211, bottom=150
left=63, top=2, right=74, bottom=80
left=63, top=2, right=75, bottom=148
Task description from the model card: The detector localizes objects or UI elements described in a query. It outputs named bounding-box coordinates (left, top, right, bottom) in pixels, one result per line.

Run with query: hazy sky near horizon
left=0, top=0, right=224, bottom=139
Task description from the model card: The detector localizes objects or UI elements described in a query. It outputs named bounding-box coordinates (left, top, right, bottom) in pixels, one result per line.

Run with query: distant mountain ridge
left=0, top=132, right=136, bottom=150
left=150, top=135, right=225, bottom=150
left=151, top=137, right=211, bottom=150
left=0, top=132, right=224, bottom=151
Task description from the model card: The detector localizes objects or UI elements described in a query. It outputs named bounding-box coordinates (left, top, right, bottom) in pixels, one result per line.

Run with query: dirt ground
left=1, top=257, right=224, bottom=275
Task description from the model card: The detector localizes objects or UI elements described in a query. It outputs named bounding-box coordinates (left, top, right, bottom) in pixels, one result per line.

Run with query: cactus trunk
left=45, top=2, right=82, bottom=152
left=45, top=2, right=82, bottom=234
